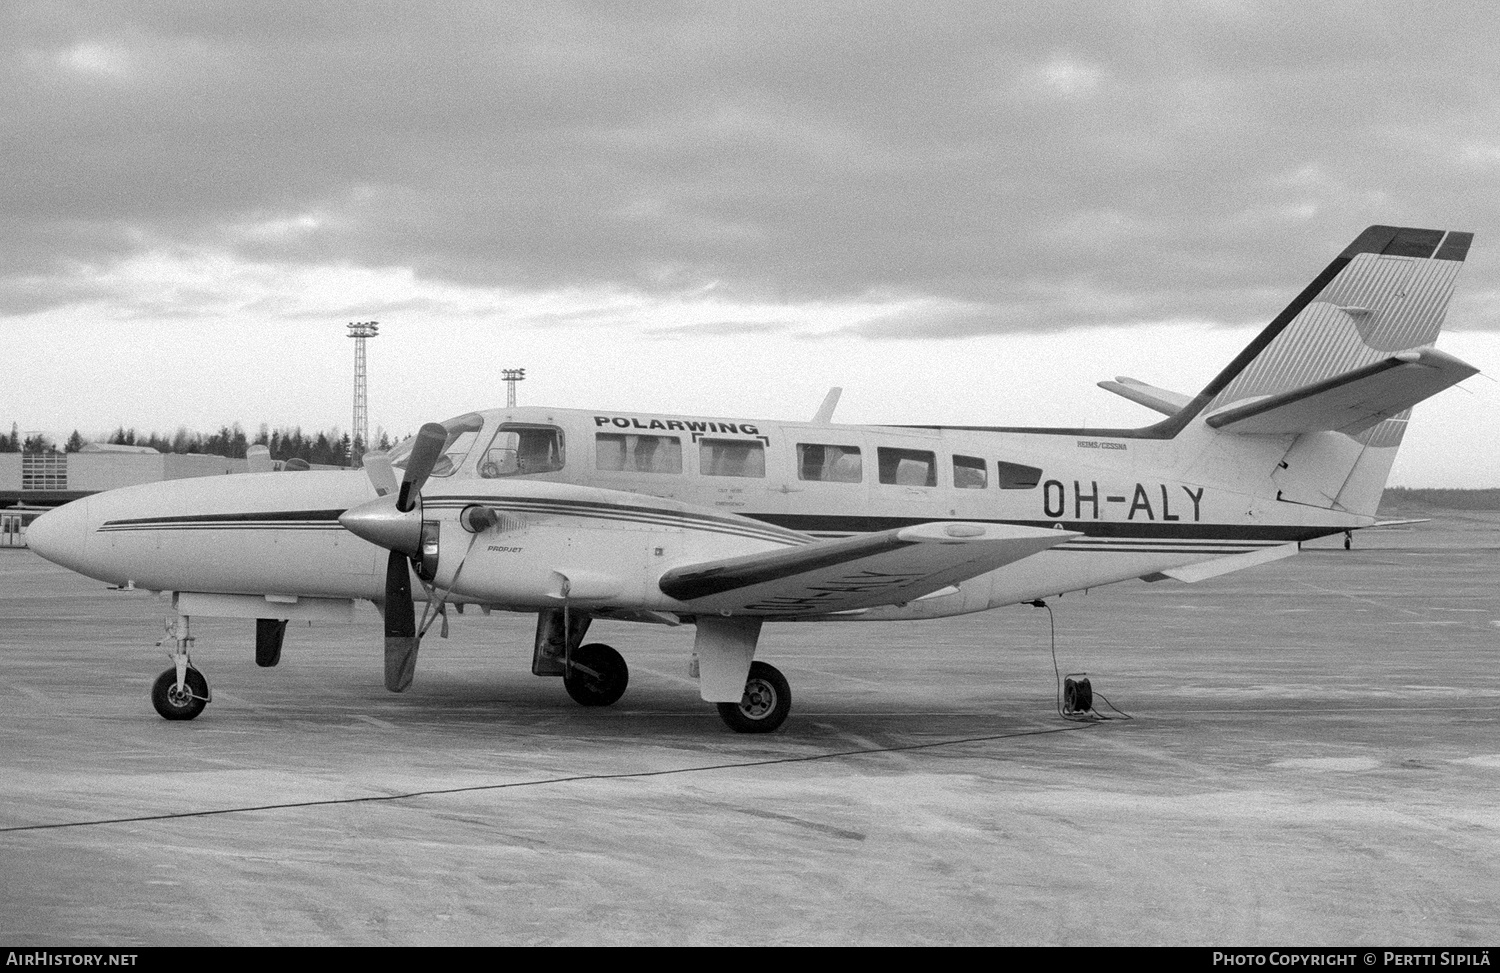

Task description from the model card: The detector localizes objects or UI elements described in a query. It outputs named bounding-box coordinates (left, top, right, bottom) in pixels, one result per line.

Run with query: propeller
left=398, top=423, right=449, bottom=513
left=341, top=422, right=448, bottom=692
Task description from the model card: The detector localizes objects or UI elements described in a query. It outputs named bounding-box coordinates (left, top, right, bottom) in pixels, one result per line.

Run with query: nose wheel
left=716, top=661, right=791, bottom=733
left=151, top=614, right=211, bottom=721
left=151, top=666, right=210, bottom=720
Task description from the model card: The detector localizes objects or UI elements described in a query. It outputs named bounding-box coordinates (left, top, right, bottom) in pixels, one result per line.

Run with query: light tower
left=502, top=367, right=526, bottom=408
left=347, top=321, right=379, bottom=466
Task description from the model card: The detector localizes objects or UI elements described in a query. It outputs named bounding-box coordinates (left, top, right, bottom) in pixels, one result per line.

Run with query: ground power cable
left=1027, top=599, right=1132, bottom=722
left=0, top=722, right=1100, bottom=835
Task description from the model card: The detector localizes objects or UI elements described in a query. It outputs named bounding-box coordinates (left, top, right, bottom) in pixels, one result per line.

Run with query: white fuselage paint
left=30, top=405, right=1369, bottom=623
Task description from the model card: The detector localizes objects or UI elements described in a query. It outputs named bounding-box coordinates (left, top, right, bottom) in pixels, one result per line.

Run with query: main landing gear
left=536, top=610, right=630, bottom=708
left=555, top=643, right=791, bottom=733
left=563, top=643, right=629, bottom=707
left=151, top=616, right=211, bottom=721
left=716, top=661, right=791, bottom=734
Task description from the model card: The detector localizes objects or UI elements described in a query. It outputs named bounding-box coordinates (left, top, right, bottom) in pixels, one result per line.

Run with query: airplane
left=25, top=224, right=1479, bottom=733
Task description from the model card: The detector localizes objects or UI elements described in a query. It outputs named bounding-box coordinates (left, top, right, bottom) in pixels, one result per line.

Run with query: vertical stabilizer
left=1200, top=226, right=1474, bottom=516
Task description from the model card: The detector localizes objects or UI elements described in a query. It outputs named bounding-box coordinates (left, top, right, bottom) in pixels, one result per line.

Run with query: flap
left=1204, top=348, right=1477, bottom=435
left=1143, top=543, right=1299, bottom=584
left=658, top=522, right=1077, bottom=616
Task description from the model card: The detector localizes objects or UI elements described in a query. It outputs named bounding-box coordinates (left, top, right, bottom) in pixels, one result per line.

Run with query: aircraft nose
left=25, top=500, right=91, bottom=573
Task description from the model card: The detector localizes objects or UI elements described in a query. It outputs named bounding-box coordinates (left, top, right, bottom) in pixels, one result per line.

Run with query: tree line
left=0, top=421, right=398, bottom=466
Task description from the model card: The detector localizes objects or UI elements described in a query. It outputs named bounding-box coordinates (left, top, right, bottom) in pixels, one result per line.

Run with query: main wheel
left=717, top=661, right=791, bottom=734
left=564, top=643, right=629, bottom=707
left=151, top=667, right=209, bottom=721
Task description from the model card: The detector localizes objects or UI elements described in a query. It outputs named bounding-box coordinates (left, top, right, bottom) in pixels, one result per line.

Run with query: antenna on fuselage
left=812, top=387, right=842, bottom=423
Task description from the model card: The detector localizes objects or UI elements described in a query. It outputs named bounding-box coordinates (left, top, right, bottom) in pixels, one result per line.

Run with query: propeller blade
left=397, top=422, right=449, bottom=513
left=362, top=452, right=398, bottom=497
left=383, top=549, right=419, bottom=692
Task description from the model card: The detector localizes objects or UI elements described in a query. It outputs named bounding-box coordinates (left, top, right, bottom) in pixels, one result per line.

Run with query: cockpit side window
left=479, top=424, right=566, bottom=478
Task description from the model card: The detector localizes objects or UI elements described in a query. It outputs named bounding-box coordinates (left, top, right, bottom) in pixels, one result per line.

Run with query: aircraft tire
left=151, top=667, right=209, bottom=721
left=716, top=661, right=791, bottom=734
left=564, top=643, right=629, bottom=707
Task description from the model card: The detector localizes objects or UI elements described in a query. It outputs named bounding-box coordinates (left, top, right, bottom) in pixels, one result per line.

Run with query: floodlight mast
left=502, top=368, right=526, bottom=409
left=347, top=321, right=379, bottom=467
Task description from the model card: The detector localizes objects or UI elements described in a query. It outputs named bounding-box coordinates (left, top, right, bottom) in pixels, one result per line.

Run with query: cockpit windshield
left=387, top=413, right=486, bottom=477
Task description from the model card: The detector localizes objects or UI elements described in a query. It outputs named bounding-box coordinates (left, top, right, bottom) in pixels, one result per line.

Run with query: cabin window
left=877, top=448, right=937, bottom=487
left=595, top=433, right=683, bottom=474
left=953, top=455, right=988, bottom=489
left=796, top=443, right=862, bottom=483
left=700, top=438, right=766, bottom=478
left=997, top=460, right=1043, bottom=490
left=478, top=424, right=565, bottom=478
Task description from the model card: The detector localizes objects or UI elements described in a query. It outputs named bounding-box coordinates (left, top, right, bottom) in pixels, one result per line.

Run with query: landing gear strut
left=564, top=643, right=629, bottom=707
left=151, top=615, right=211, bottom=720
left=716, top=661, right=791, bottom=734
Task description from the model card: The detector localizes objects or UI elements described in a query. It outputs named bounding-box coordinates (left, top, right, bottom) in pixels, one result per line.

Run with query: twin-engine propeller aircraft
left=28, top=225, right=1479, bottom=732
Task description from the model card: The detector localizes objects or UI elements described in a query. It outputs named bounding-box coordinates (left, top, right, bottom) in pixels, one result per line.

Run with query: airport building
left=0, top=445, right=251, bottom=547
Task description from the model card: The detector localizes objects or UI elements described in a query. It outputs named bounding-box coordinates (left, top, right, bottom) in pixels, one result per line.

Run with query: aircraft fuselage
left=32, top=404, right=1364, bottom=624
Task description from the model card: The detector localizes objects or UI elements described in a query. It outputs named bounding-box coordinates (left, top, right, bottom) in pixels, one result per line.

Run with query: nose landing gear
left=151, top=615, right=211, bottom=721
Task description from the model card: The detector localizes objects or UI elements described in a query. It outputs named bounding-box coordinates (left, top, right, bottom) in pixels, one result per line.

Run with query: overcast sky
left=4, top=1, right=1498, bottom=485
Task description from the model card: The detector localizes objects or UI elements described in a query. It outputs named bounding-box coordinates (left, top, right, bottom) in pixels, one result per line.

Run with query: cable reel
left=1062, top=674, right=1093, bottom=715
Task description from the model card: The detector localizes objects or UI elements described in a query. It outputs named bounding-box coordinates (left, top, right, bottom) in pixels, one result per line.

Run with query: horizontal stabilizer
left=1143, top=543, right=1299, bottom=584
left=1098, top=376, right=1192, bottom=416
left=660, top=522, right=1077, bottom=616
left=1204, top=348, right=1477, bottom=436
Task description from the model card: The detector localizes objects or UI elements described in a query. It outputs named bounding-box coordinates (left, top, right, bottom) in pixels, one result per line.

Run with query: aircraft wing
left=1204, top=348, right=1477, bottom=435
left=1098, top=376, right=1191, bottom=416
left=659, top=522, right=1077, bottom=616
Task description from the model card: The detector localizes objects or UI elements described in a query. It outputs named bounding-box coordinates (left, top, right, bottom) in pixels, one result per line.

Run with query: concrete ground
left=1, top=516, right=1497, bottom=946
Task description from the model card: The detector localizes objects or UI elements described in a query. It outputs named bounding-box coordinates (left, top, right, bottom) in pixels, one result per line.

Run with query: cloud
left=644, top=321, right=794, bottom=337
left=2, top=1, right=1499, bottom=334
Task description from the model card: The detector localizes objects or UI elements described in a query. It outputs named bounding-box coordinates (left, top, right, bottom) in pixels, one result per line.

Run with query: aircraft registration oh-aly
left=27, top=225, right=1480, bottom=732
